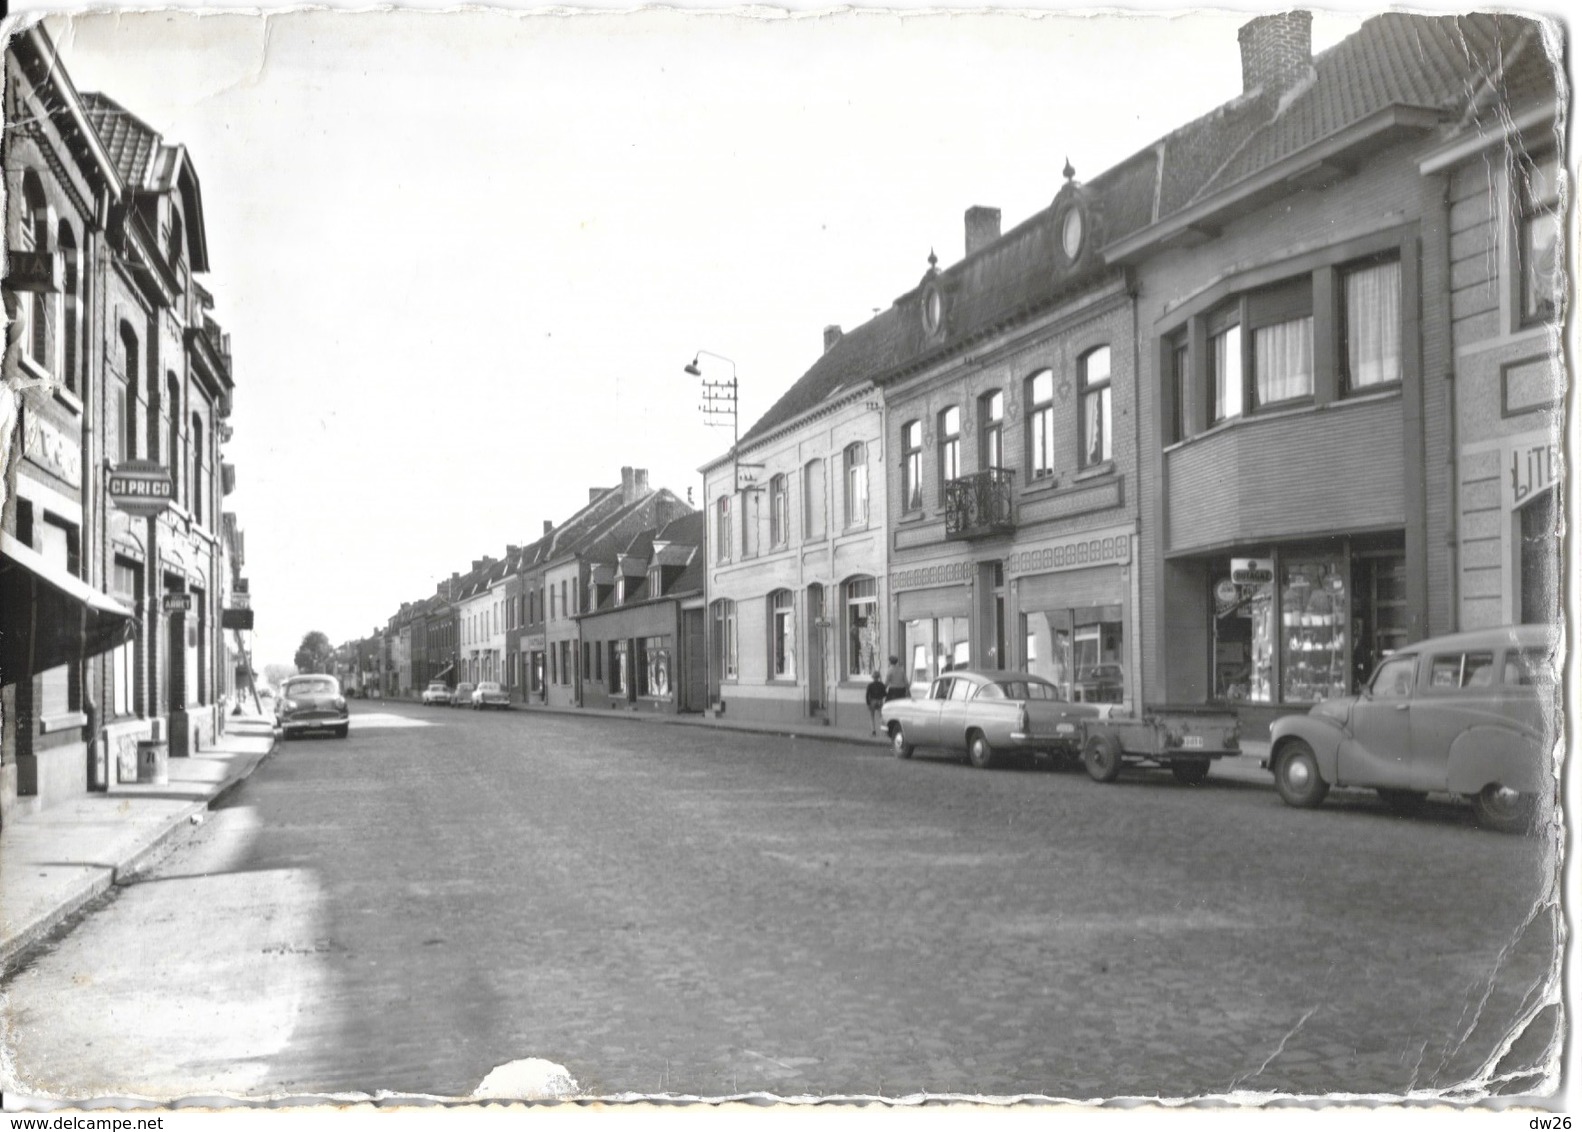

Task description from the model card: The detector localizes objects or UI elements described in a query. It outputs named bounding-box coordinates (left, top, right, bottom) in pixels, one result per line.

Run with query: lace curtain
left=1346, top=259, right=1401, bottom=387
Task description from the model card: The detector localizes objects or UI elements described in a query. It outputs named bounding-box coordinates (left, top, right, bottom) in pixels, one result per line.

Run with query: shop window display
left=1280, top=559, right=1349, bottom=702
left=1215, top=574, right=1273, bottom=702
left=904, top=616, right=970, bottom=696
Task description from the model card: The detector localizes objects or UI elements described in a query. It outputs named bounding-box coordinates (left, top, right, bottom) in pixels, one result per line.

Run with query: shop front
left=892, top=559, right=974, bottom=698
left=518, top=632, right=546, bottom=704
left=577, top=602, right=685, bottom=715
left=1167, top=531, right=1406, bottom=734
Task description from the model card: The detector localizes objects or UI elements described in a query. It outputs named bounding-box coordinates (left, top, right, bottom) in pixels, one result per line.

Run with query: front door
left=807, top=584, right=826, bottom=714
left=1340, top=651, right=1417, bottom=788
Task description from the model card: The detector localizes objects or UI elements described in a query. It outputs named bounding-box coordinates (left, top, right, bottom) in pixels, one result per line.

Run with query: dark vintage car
left=276, top=674, right=349, bottom=739
left=881, top=669, right=1103, bottom=768
left=1265, top=624, right=1559, bottom=832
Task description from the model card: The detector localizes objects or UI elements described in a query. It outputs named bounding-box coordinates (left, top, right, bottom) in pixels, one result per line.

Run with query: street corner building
left=2, top=25, right=254, bottom=823
left=699, top=10, right=1564, bottom=741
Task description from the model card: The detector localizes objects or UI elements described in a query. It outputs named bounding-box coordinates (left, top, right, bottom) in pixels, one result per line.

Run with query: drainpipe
left=1436, top=172, right=1460, bottom=631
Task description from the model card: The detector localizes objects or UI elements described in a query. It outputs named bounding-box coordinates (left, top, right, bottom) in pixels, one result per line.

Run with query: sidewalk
left=0, top=713, right=277, bottom=969
left=497, top=698, right=1276, bottom=787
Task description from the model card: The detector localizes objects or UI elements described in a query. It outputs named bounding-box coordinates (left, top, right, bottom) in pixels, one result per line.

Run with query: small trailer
left=1075, top=705, right=1242, bottom=785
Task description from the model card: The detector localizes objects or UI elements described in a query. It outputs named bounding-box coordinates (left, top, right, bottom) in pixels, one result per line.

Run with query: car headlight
left=281, top=698, right=298, bottom=711
left=333, top=697, right=347, bottom=709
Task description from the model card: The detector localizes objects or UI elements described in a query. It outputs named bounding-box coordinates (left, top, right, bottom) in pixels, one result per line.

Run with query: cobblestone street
left=2, top=701, right=1560, bottom=1102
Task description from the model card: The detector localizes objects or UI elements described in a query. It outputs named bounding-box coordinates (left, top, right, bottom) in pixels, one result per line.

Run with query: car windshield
left=427, top=683, right=447, bottom=691
left=285, top=678, right=337, bottom=695
left=478, top=683, right=500, bottom=692
left=992, top=679, right=1064, bottom=701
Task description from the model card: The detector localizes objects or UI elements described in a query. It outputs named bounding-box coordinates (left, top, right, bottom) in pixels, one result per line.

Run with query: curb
left=498, top=702, right=892, bottom=752
left=0, top=731, right=280, bottom=970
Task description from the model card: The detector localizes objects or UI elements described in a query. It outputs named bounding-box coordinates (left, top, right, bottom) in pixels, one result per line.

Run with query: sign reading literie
left=108, top=460, right=174, bottom=518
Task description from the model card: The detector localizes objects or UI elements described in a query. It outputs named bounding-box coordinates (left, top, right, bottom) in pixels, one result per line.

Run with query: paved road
left=1, top=701, right=1559, bottom=1101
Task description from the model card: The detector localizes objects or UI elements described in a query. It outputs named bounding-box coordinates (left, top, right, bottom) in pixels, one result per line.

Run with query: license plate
left=1056, top=723, right=1075, bottom=733
left=1183, top=735, right=1204, bottom=748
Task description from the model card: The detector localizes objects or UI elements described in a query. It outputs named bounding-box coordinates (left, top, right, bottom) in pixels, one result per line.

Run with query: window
left=559, top=640, right=572, bottom=685
left=1168, top=337, right=1189, bottom=444
left=770, top=590, right=796, bottom=679
left=1518, top=153, right=1561, bottom=325
left=583, top=642, right=593, bottom=681
left=1210, top=322, right=1243, bottom=422
left=1078, top=347, right=1112, bottom=466
left=980, top=391, right=1004, bottom=470
left=1429, top=652, right=1495, bottom=690
left=59, top=225, right=78, bottom=394
left=1028, top=370, right=1055, bottom=480
left=191, top=414, right=204, bottom=524
left=901, top=421, right=923, bottom=510
left=120, top=325, right=140, bottom=459
left=1246, top=278, right=1314, bottom=406
left=549, top=585, right=556, bottom=621
left=716, top=495, right=733, bottom=562
left=843, top=576, right=879, bottom=679
left=712, top=599, right=738, bottom=679
left=938, top=407, right=960, bottom=491
left=844, top=442, right=868, bottom=528
left=769, top=473, right=789, bottom=547
left=803, top=459, right=826, bottom=540
left=1370, top=653, right=1417, bottom=699
left=18, top=174, right=51, bottom=370
left=111, top=557, right=141, bottom=718
left=561, top=580, right=569, bottom=617
left=611, top=640, right=627, bottom=694
left=641, top=637, right=672, bottom=698
left=167, top=374, right=181, bottom=500
left=1342, top=257, right=1401, bottom=390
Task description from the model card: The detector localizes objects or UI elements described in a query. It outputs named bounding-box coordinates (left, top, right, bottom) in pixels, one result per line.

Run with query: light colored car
left=1265, top=624, right=1559, bottom=832
left=421, top=681, right=451, bottom=705
left=276, top=674, right=349, bottom=739
left=449, top=682, right=474, bottom=708
left=881, top=669, right=1100, bottom=769
left=471, top=681, right=510, bottom=709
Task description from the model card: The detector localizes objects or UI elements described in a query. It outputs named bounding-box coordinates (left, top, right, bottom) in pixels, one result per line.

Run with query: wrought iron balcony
left=944, top=467, right=1016, bottom=540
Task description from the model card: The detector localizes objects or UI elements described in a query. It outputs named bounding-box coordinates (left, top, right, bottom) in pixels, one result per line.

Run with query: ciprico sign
left=107, top=460, right=173, bottom=518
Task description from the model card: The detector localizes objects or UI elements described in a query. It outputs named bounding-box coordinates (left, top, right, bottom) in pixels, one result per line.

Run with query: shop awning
left=0, top=531, right=136, bottom=685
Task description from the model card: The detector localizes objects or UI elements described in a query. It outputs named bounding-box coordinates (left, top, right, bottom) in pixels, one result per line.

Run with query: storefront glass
left=1024, top=612, right=1072, bottom=696
left=1214, top=574, right=1273, bottom=702
left=903, top=616, right=969, bottom=696
left=845, top=577, right=879, bottom=678
left=640, top=635, right=672, bottom=698
left=1280, top=557, right=1349, bottom=702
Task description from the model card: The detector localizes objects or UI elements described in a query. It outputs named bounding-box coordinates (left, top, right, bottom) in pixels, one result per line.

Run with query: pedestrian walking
left=865, top=672, right=887, bottom=735
left=884, top=655, right=909, bottom=702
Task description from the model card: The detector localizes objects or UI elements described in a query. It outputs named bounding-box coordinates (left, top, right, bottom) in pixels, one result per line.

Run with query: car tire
left=1083, top=732, right=1123, bottom=783
left=890, top=725, right=914, bottom=760
left=333, top=724, right=349, bottom=739
left=1469, top=784, right=1535, bottom=834
left=1273, top=740, right=1329, bottom=808
left=1376, top=788, right=1427, bottom=816
left=967, top=731, right=998, bottom=770
left=1170, top=757, right=1212, bottom=786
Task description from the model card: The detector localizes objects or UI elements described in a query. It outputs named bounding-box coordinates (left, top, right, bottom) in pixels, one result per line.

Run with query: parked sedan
left=471, top=681, right=511, bottom=709
left=881, top=669, right=1101, bottom=768
left=276, top=674, right=349, bottom=739
left=449, top=682, right=475, bottom=708
left=1265, top=624, right=1559, bottom=833
left=421, top=681, right=451, bottom=705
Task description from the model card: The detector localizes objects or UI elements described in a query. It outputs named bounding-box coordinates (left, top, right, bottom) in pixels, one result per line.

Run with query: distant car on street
left=1073, top=663, right=1126, bottom=704
left=471, top=681, right=511, bottom=709
left=421, top=682, right=451, bottom=705
left=1265, top=624, right=1559, bottom=833
left=449, top=682, right=474, bottom=708
left=881, top=669, right=1100, bottom=768
left=276, top=674, right=349, bottom=739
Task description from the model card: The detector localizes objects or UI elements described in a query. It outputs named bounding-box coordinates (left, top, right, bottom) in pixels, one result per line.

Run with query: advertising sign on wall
left=108, top=461, right=174, bottom=517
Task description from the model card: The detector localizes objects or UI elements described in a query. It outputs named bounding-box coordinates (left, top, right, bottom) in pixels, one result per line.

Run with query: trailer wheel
left=1083, top=732, right=1123, bottom=783
left=1170, top=757, right=1211, bottom=786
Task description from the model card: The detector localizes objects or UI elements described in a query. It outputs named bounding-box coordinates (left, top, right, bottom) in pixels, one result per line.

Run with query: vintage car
left=421, top=681, right=451, bottom=705
left=1264, top=624, right=1559, bottom=833
left=881, top=669, right=1101, bottom=768
left=276, top=674, right=350, bottom=739
left=1073, top=662, right=1126, bottom=704
left=471, top=681, right=511, bottom=709
left=449, top=682, right=475, bottom=708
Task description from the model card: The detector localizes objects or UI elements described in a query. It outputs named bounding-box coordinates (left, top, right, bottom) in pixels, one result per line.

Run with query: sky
left=11, top=3, right=1395, bottom=667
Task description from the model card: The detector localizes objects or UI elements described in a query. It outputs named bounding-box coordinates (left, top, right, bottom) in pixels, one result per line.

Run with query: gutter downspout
left=1437, top=172, right=1460, bottom=632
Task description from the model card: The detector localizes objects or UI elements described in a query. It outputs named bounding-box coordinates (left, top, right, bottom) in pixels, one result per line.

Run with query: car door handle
left=1395, top=703, right=1410, bottom=711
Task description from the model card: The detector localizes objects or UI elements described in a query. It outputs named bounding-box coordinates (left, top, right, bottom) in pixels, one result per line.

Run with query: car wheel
left=967, top=731, right=998, bottom=770
left=1273, top=740, right=1329, bottom=808
left=1376, top=788, right=1427, bottom=816
left=1171, top=757, right=1211, bottom=786
left=890, top=724, right=914, bottom=760
left=1083, top=732, right=1123, bottom=783
left=333, top=724, right=349, bottom=739
left=1469, top=784, right=1535, bottom=834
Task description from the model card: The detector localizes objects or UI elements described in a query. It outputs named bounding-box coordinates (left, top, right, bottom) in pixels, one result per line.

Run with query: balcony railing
left=944, top=467, right=1016, bottom=540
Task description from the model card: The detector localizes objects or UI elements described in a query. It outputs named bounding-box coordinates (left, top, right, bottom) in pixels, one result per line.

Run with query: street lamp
left=685, top=350, right=763, bottom=492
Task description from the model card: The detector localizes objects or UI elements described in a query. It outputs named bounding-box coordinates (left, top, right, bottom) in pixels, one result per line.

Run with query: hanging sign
left=1230, top=558, right=1274, bottom=585
left=222, top=608, right=255, bottom=630
left=108, top=460, right=174, bottom=517
left=162, top=592, right=193, bottom=613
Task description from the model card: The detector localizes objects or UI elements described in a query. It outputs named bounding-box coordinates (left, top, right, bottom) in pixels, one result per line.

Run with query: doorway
left=806, top=583, right=826, bottom=715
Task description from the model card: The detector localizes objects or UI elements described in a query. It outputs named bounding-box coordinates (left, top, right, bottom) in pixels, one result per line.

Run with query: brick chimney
left=634, top=468, right=650, bottom=496
left=823, top=325, right=843, bottom=353
left=1238, top=11, right=1312, bottom=97
left=965, top=206, right=1001, bottom=257
left=621, top=466, right=636, bottom=501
